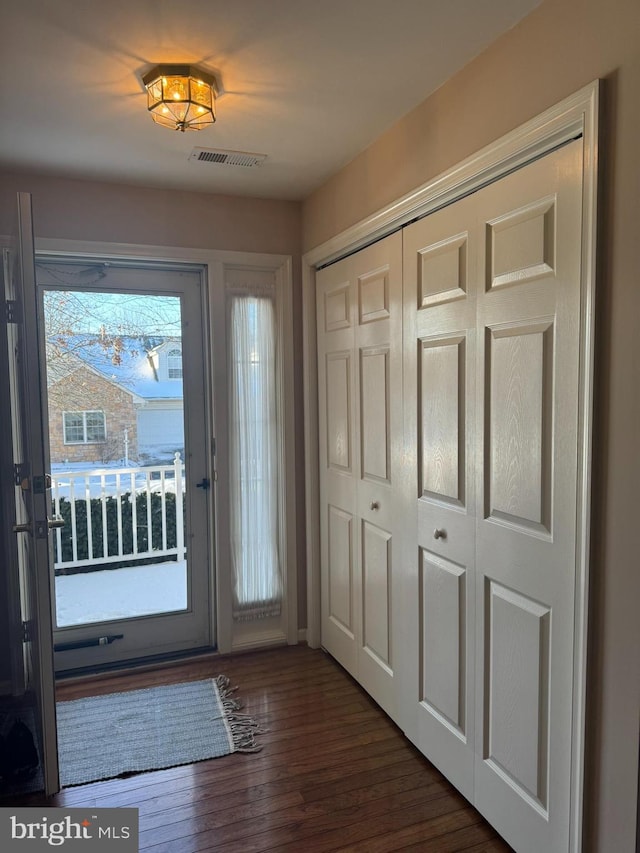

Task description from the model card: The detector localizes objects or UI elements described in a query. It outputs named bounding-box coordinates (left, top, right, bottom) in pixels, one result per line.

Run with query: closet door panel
left=327, top=505, right=355, bottom=638
left=419, top=335, right=465, bottom=504
left=420, top=549, right=466, bottom=732
left=418, top=231, right=468, bottom=307
left=485, top=581, right=550, bottom=805
left=400, top=195, right=477, bottom=799
left=474, top=139, right=584, bottom=853
left=358, top=264, right=390, bottom=323
left=486, top=322, right=553, bottom=531
left=326, top=350, right=353, bottom=472
left=317, top=276, right=358, bottom=675
left=362, top=520, right=392, bottom=668
left=354, top=234, right=403, bottom=719
left=360, top=346, right=390, bottom=483
left=317, top=232, right=402, bottom=721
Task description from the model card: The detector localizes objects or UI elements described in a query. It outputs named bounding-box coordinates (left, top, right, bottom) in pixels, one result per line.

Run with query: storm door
left=36, top=260, right=213, bottom=671
left=1, top=193, right=59, bottom=793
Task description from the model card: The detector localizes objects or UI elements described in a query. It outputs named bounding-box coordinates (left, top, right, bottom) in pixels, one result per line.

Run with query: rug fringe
left=214, top=675, right=264, bottom=753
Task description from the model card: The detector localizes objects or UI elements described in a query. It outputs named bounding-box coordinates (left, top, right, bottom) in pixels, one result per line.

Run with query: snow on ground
left=55, top=560, right=187, bottom=627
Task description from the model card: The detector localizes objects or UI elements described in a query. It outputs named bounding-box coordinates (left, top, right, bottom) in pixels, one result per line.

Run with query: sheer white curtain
left=228, top=292, right=282, bottom=619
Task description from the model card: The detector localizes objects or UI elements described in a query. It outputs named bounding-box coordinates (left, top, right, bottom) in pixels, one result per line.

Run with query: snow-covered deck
left=55, top=560, right=187, bottom=627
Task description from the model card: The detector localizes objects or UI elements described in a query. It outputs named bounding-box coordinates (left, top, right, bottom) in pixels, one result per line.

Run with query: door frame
left=20, top=238, right=297, bottom=656
left=302, top=80, right=600, bottom=853
left=37, top=261, right=213, bottom=669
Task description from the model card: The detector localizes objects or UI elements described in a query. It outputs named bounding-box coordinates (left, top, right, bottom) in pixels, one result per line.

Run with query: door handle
left=19, top=474, right=52, bottom=493
left=370, top=501, right=380, bottom=510
left=13, top=516, right=65, bottom=535
left=196, top=478, right=211, bottom=490
left=433, top=528, right=447, bottom=540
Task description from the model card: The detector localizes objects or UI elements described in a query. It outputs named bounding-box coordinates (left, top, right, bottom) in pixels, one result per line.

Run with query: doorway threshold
left=55, top=645, right=219, bottom=683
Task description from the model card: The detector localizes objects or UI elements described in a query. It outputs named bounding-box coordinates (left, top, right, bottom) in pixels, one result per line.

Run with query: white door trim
left=24, top=238, right=297, bottom=656
left=303, top=80, right=599, bottom=853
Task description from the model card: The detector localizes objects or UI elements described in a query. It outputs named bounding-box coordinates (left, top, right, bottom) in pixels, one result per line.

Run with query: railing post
left=174, top=452, right=185, bottom=562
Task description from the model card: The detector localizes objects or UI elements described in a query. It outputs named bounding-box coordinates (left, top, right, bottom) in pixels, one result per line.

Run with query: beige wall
left=0, top=171, right=301, bottom=256
left=303, top=0, right=640, bottom=850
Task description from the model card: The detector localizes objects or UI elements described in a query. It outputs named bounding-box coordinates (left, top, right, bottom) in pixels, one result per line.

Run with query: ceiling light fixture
left=142, top=65, right=218, bottom=132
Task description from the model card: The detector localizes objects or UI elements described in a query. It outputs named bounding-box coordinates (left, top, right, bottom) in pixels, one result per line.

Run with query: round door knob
left=433, top=528, right=447, bottom=540
left=370, top=501, right=380, bottom=510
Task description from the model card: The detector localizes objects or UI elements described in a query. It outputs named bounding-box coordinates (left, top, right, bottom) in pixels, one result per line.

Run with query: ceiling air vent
left=188, top=148, right=267, bottom=168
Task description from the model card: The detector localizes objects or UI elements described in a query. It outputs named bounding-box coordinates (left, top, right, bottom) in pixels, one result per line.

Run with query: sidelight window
left=228, top=291, right=282, bottom=620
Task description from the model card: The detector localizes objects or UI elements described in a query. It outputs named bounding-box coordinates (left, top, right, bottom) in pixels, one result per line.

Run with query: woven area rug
left=57, top=676, right=261, bottom=787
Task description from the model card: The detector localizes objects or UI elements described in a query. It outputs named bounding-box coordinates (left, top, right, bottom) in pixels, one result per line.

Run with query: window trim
left=222, top=268, right=295, bottom=651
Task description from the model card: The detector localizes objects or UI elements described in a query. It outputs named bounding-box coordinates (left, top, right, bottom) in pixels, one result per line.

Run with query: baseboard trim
left=231, top=630, right=288, bottom=653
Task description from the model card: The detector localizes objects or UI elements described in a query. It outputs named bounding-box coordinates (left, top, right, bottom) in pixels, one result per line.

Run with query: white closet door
left=473, top=139, right=583, bottom=853
left=317, top=137, right=585, bottom=853
left=316, top=232, right=402, bottom=719
left=400, top=139, right=584, bottom=851
left=317, top=262, right=358, bottom=676
left=400, top=194, right=478, bottom=797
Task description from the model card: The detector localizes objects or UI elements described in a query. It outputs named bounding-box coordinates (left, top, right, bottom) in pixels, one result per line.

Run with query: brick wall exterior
left=48, top=367, right=138, bottom=464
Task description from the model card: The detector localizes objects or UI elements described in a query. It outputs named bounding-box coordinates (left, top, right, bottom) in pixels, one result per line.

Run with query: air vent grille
left=189, top=148, right=267, bottom=168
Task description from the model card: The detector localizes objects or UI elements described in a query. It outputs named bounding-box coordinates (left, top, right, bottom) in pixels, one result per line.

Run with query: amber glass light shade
left=142, top=65, right=217, bottom=132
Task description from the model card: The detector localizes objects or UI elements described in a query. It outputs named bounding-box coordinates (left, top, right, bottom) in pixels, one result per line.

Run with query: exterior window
left=63, top=411, right=106, bottom=444
left=167, top=348, right=182, bottom=379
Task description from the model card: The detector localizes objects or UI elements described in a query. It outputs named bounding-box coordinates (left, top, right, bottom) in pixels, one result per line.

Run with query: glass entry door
left=36, top=260, right=213, bottom=672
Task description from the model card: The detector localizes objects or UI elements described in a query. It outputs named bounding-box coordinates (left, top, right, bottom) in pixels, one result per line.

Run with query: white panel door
left=317, top=232, right=402, bottom=718
left=401, top=194, right=478, bottom=797
left=318, top=281, right=357, bottom=676
left=473, top=139, right=584, bottom=853
left=400, top=139, right=584, bottom=851
left=317, top=138, right=584, bottom=853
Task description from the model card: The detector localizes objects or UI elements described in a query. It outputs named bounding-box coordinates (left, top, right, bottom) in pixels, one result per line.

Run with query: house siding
left=48, top=366, right=138, bottom=464
left=137, top=404, right=184, bottom=463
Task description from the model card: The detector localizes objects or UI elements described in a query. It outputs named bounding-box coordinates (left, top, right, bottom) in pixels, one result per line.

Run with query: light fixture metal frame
left=142, top=64, right=219, bottom=132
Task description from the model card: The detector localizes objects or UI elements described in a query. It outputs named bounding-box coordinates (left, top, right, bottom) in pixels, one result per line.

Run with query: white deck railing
left=51, top=452, right=185, bottom=571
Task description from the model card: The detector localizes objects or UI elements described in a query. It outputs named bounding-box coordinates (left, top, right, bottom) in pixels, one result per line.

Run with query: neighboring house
left=47, top=336, right=184, bottom=465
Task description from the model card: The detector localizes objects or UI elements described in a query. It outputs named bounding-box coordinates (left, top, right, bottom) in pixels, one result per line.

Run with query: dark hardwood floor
left=14, top=645, right=513, bottom=852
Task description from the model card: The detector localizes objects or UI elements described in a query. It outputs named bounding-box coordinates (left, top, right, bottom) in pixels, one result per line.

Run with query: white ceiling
left=2, top=0, right=540, bottom=201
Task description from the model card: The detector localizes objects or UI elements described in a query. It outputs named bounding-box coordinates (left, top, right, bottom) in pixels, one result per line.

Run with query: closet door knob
left=433, top=528, right=447, bottom=540
left=370, top=501, right=380, bottom=510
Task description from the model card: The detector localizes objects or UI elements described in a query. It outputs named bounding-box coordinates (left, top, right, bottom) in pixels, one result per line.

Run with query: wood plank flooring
left=16, top=645, right=513, bottom=852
